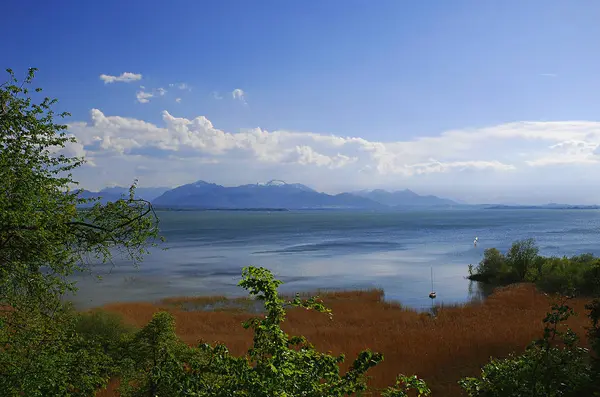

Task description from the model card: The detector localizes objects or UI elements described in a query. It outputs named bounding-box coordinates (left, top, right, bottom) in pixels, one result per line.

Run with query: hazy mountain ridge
left=353, top=188, right=456, bottom=207
left=76, top=186, right=170, bottom=204
left=77, top=181, right=598, bottom=209
left=150, top=180, right=457, bottom=210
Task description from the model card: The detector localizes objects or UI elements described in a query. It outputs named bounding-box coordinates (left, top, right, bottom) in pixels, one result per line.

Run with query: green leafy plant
left=0, top=68, right=160, bottom=395
left=382, top=374, right=431, bottom=397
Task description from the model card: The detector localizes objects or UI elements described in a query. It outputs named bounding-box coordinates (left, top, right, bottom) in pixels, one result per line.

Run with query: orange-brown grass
left=95, top=284, right=592, bottom=397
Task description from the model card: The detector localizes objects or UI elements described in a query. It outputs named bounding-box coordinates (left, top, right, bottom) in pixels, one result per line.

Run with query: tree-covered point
left=468, top=238, right=600, bottom=295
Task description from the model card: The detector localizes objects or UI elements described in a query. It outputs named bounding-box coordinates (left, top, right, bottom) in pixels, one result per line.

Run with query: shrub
left=75, top=309, right=138, bottom=357
left=472, top=248, right=506, bottom=282
left=506, top=238, right=539, bottom=281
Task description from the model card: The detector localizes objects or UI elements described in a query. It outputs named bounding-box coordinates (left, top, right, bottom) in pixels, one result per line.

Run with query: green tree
left=506, top=238, right=539, bottom=281
left=0, top=68, right=160, bottom=395
left=471, top=248, right=506, bottom=282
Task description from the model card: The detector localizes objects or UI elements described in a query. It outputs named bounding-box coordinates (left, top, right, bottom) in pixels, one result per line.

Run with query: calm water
left=70, top=209, right=600, bottom=310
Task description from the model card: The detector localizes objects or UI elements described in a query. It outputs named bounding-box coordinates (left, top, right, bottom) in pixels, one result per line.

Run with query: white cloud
left=526, top=140, right=599, bottom=166
left=99, top=72, right=142, bottom=84
left=65, top=111, right=600, bottom=202
left=232, top=88, right=246, bottom=104
left=136, top=91, right=153, bottom=104
left=283, top=146, right=357, bottom=168
left=175, top=98, right=182, bottom=103
left=212, top=91, right=223, bottom=100
left=157, top=88, right=167, bottom=96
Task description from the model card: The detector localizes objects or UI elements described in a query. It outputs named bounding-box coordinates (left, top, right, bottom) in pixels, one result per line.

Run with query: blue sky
left=3, top=0, right=600, bottom=203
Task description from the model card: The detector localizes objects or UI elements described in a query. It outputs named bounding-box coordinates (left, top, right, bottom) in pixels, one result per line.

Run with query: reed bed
left=96, top=284, right=592, bottom=396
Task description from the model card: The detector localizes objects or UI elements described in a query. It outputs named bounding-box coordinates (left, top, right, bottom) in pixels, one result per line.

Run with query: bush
left=472, top=248, right=506, bottom=282
left=75, top=309, right=138, bottom=357
left=506, top=238, right=539, bottom=281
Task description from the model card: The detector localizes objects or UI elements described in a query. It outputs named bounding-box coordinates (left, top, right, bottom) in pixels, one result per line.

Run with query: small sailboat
left=474, top=236, right=478, bottom=247
left=428, top=266, right=436, bottom=299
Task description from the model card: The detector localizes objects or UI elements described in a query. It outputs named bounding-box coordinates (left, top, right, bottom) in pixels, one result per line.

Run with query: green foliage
left=75, top=308, right=138, bottom=357
left=118, top=311, right=204, bottom=397
left=469, top=239, right=600, bottom=296
left=0, top=68, right=160, bottom=394
left=459, top=297, right=594, bottom=397
left=506, top=238, right=539, bottom=281
left=471, top=248, right=507, bottom=283
left=382, top=374, right=431, bottom=397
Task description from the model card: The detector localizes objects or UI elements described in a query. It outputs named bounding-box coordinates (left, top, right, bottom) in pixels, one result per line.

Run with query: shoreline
left=94, top=283, right=593, bottom=397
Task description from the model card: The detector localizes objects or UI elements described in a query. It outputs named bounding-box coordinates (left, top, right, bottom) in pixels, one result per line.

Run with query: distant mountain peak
left=193, top=180, right=212, bottom=186
left=352, top=188, right=456, bottom=207
left=261, top=179, right=287, bottom=186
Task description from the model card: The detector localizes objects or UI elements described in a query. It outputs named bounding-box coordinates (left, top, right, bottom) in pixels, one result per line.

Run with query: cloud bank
left=66, top=110, right=600, bottom=203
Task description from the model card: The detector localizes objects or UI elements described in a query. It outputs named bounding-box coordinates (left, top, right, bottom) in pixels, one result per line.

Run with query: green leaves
left=0, top=69, right=161, bottom=395
left=382, top=374, right=432, bottom=397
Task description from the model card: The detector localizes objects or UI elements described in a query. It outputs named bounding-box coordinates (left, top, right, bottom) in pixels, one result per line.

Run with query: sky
left=3, top=0, right=600, bottom=204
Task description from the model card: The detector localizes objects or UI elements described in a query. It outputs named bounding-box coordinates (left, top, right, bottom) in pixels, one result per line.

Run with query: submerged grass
left=95, top=284, right=592, bottom=396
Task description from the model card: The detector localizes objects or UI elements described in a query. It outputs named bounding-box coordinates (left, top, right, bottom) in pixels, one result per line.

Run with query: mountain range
left=144, top=180, right=457, bottom=210
left=78, top=180, right=459, bottom=210
left=353, top=189, right=457, bottom=207
left=76, top=182, right=600, bottom=210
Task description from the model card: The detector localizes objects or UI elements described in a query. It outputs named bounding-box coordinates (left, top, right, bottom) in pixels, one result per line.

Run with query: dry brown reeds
left=95, top=283, right=592, bottom=396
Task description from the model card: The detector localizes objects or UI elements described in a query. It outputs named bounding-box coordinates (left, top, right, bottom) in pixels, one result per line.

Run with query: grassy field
left=95, top=284, right=592, bottom=396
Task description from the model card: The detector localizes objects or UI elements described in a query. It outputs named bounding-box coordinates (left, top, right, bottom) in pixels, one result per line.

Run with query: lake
left=69, top=209, right=600, bottom=310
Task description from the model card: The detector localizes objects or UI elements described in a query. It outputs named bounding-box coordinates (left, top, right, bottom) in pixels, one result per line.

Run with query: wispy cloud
left=136, top=90, right=153, bottom=104
left=157, top=87, right=167, bottom=96
left=99, top=72, right=142, bottom=84
left=175, top=98, right=182, bottom=103
left=232, top=88, right=246, bottom=104
left=212, top=91, right=223, bottom=100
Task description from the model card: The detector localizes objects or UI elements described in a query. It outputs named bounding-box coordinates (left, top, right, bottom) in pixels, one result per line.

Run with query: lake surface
left=69, top=209, right=600, bottom=310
